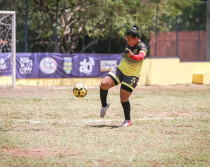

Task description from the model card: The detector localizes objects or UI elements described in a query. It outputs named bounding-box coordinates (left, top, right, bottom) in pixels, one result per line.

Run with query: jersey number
left=131, top=77, right=136, bottom=83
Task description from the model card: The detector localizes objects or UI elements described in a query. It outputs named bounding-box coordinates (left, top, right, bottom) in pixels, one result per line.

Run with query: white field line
left=0, top=117, right=185, bottom=124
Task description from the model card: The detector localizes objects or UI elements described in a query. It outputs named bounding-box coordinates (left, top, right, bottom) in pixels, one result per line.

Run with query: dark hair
left=125, top=25, right=140, bottom=38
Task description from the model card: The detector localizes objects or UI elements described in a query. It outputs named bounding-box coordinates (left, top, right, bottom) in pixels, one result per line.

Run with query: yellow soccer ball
left=73, top=83, right=88, bottom=98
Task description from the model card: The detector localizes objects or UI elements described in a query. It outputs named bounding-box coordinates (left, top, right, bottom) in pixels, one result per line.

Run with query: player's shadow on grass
left=88, top=125, right=121, bottom=129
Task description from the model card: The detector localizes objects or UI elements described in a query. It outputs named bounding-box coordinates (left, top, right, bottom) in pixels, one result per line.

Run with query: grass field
left=0, top=84, right=210, bottom=167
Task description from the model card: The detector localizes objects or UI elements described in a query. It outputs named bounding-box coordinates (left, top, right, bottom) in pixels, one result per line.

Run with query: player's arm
left=128, top=42, right=147, bottom=61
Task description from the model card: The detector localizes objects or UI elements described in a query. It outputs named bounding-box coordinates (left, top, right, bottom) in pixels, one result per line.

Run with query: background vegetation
left=0, top=0, right=208, bottom=53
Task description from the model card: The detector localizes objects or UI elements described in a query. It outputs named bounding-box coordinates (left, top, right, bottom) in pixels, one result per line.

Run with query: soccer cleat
left=121, top=120, right=132, bottom=127
left=100, top=102, right=110, bottom=118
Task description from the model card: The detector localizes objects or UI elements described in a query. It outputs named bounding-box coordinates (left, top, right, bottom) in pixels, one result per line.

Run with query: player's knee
left=120, top=88, right=131, bottom=102
left=120, top=93, right=130, bottom=101
left=101, top=78, right=111, bottom=90
left=100, top=80, right=108, bottom=90
left=120, top=97, right=129, bottom=102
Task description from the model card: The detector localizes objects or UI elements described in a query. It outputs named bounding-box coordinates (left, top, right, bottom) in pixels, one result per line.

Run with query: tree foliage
left=0, top=0, right=206, bottom=53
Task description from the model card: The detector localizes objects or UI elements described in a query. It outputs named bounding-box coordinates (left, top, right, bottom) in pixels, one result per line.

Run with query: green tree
left=0, top=0, right=206, bottom=54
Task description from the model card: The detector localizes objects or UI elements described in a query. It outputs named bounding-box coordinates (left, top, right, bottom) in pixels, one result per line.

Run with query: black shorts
left=107, top=68, right=139, bottom=93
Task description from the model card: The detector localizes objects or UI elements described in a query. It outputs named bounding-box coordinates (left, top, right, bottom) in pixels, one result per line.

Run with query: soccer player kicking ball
left=100, top=25, right=147, bottom=127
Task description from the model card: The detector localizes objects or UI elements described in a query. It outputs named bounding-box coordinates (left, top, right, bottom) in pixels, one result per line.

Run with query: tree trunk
left=206, top=0, right=210, bottom=61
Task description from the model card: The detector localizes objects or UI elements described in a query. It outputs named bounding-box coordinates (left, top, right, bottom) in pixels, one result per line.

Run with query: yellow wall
left=139, top=58, right=210, bottom=85
left=0, top=76, right=13, bottom=86
left=139, top=58, right=187, bottom=85
left=1, top=58, right=210, bottom=86
left=0, top=77, right=103, bottom=87
left=16, top=78, right=103, bottom=87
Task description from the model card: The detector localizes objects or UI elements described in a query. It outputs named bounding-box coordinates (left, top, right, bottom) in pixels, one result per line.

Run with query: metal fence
left=150, top=1, right=210, bottom=62
left=6, top=0, right=210, bottom=62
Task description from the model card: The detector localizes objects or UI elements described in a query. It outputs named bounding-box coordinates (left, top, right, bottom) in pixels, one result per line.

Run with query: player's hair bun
left=125, top=24, right=140, bottom=38
left=131, top=25, right=139, bottom=31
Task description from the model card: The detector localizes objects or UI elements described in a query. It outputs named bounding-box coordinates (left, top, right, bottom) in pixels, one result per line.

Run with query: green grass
left=0, top=85, right=209, bottom=167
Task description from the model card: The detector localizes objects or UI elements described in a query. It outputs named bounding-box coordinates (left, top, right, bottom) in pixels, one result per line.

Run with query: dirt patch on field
left=1, top=147, right=82, bottom=158
left=139, top=110, right=205, bottom=118
left=0, top=86, right=73, bottom=98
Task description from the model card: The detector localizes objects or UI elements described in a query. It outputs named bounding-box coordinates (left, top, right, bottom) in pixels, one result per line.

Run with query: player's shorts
left=107, top=68, right=139, bottom=93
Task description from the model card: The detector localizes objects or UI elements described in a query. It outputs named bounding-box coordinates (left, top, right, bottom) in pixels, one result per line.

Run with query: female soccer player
left=100, top=25, right=147, bottom=127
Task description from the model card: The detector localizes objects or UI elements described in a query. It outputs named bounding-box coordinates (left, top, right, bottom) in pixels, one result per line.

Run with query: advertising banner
left=0, top=53, right=12, bottom=76
left=15, top=53, right=122, bottom=79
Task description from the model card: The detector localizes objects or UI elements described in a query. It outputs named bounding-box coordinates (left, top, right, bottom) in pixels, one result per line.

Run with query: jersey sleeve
left=130, top=41, right=148, bottom=61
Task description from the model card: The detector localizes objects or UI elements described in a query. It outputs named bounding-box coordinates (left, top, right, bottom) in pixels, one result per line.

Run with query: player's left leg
left=120, top=76, right=139, bottom=127
left=120, top=86, right=132, bottom=127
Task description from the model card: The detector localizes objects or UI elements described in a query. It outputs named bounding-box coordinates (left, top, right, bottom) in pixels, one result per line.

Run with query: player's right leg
left=100, top=76, right=114, bottom=118
left=100, top=68, right=122, bottom=118
left=100, top=76, right=116, bottom=90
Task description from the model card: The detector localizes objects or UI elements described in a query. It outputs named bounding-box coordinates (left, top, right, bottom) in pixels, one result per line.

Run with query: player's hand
left=128, top=49, right=134, bottom=57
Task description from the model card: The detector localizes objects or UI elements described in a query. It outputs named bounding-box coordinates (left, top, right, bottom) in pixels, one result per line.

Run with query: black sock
left=100, top=87, right=108, bottom=107
left=121, top=100, right=131, bottom=120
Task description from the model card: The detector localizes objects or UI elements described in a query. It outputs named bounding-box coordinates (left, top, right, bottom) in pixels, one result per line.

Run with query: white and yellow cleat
left=100, top=103, right=110, bottom=118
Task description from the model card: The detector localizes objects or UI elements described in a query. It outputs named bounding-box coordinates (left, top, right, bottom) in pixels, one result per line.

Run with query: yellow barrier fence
left=1, top=58, right=210, bottom=86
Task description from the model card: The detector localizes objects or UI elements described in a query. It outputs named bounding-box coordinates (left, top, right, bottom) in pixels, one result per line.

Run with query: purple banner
left=16, top=53, right=122, bottom=79
left=0, top=53, right=12, bottom=76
